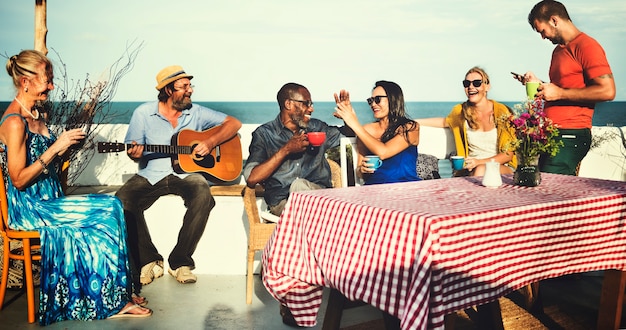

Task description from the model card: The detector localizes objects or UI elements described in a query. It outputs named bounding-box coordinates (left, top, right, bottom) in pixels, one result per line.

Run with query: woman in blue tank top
left=333, top=81, right=420, bottom=185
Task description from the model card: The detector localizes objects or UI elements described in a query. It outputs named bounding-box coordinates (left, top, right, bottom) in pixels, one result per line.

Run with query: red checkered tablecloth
left=262, top=174, right=626, bottom=329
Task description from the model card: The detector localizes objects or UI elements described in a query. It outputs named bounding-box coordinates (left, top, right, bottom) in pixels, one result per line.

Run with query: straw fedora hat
left=155, top=65, right=193, bottom=90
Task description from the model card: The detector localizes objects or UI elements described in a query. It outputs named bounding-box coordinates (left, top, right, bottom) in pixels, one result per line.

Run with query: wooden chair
left=243, top=184, right=277, bottom=304
left=243, top=159, right=341, bottom=304
left=0, top=172, right=41, bottom=323
left=327, top=158, right=342, bottom=188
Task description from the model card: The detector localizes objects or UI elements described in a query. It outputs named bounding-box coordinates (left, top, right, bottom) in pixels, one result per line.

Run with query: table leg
left=518, top=281, right=544, bottom=314
left=597, top=269, right=626, bottom=330
left=475, top=301, right=504, bottom=330
left=322, top=289, right=348, bottom=330
left=382, top=311, right=401, bottom=330
left=322, top=289, right=368, bottom=330
left=444, top=314, right=456, bottom=329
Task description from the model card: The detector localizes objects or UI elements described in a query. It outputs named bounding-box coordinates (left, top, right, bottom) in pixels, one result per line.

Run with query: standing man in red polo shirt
left=515, top=0, right=615, bottom=175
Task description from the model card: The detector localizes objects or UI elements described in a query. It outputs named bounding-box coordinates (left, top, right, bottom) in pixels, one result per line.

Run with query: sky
left=0, top=0, right=625, bottom=102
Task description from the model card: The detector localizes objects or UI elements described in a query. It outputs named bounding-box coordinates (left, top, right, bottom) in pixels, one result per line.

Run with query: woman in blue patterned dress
left=0, top=50, right=151, bottom=325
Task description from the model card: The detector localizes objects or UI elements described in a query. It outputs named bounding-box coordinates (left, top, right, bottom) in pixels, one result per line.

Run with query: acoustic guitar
left=97, top=126, right=243, bottom=182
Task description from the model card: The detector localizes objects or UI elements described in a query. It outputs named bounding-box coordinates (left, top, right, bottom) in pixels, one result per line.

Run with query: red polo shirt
left=547, top=32, right=612, bottom=129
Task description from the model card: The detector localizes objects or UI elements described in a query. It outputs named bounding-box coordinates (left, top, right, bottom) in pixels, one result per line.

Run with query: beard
left=290, top=112, right=309, bottom=131
left=549, top=28, right=565, bottom=45
left=549, top=36, right=564, bottom=45
left=295, top=119, right=308, bottom=131
left=172, top=96, right=192, bottom=111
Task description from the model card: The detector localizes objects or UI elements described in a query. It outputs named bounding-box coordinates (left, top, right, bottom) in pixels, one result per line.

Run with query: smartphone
left=511, top=72, right=524, bottom=81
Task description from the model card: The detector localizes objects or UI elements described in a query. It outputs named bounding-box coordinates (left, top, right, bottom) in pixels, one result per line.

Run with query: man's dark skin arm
left=245, top=133, right=310, bottom=188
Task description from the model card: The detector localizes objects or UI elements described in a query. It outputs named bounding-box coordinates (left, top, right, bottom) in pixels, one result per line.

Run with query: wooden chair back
left=242, top=184, right=276, bottom=304
left=0, top=170, right=41, bottom=323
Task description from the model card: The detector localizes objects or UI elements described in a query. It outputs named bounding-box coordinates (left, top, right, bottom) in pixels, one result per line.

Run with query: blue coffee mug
left=364, top=155, right=383, bottom=169
left=451, top=156, right=465, bottom=171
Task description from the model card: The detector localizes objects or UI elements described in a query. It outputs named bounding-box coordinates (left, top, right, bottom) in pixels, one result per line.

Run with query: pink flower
left=502, top=99, right=563, bottom=165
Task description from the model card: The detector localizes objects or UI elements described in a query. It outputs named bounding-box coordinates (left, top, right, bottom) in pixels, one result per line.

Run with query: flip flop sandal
left=108, top=304, right=152, bottom=319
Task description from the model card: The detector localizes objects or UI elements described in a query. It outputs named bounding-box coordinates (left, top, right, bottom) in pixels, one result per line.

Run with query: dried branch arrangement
left=44, top=41, right=143, bottom=183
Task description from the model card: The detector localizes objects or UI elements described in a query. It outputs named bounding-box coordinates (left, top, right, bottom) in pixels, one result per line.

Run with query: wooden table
left=262, top=174, right=626, bottom=329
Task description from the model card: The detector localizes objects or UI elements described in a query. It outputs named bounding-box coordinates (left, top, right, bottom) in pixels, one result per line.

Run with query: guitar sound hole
left=196, top=155, right=215, bottom=168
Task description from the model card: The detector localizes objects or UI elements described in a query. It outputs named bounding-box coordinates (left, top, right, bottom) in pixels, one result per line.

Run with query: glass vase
left=514, top=155, right=541, bottom=187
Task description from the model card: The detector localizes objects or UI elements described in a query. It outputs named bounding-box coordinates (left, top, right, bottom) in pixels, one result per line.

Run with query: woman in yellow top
left=417, top=66, right=517, bottom=176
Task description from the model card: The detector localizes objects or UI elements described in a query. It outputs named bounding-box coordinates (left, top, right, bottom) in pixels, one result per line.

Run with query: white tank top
left=466, top=122, right=498, bottom=159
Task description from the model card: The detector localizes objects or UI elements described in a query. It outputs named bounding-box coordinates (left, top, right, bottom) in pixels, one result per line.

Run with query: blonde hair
left=462, top=66, right=490, bottom=130
left=5, top=50, right=52, bottom=89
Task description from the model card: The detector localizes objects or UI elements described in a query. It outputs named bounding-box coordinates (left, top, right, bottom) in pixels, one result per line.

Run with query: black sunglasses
left=462, top=79, right=483, bottom=88
left=366, top=95, right=388, bottom=105
left=289, top=99, right=314, bottom=108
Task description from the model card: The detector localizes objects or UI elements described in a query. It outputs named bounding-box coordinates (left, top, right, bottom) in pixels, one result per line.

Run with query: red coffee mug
left=306, top=132, right=326, bottom=146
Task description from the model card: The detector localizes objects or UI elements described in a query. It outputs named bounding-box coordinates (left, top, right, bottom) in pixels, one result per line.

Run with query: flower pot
left=514, top=155, right=541, bottom=187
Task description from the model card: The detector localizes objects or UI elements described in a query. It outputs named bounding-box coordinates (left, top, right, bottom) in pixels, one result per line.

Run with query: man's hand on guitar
left=192, top=140, right=214, bottom=157
left=127, top=142, right=144, bottom=160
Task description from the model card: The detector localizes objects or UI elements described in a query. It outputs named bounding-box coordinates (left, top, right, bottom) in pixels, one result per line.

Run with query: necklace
left=14, top=97, right=40, bottom=120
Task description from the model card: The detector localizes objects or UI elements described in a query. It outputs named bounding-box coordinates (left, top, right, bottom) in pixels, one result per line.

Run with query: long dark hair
left=375, top=80, right=417, bottom=143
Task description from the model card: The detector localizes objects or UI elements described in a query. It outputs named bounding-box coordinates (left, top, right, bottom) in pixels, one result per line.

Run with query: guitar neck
left=139, top=144, right=194, bottom=155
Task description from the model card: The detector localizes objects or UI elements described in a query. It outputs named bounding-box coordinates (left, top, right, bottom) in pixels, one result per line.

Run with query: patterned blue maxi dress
left=0, top=114, right=131, bottom=325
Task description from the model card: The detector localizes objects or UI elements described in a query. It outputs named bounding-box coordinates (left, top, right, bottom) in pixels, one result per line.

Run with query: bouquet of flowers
left=504, top=99, right=563, bottom=166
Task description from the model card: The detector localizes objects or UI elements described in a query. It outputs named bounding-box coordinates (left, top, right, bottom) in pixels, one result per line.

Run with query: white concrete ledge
left=68, top=185, right=251, bottom=275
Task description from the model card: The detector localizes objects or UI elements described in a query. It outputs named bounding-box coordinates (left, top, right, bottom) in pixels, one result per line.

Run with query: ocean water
left=0, top=100, right=624, bottom=126
left=103, top=101, right=626, bottom=127
left=1, top=100, right=622, bottom=179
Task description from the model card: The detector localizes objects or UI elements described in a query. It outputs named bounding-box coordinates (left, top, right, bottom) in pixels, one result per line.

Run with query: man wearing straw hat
left=116, top=65, right=241, bottom=289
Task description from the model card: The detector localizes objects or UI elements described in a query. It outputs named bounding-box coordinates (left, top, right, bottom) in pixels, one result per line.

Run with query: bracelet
left=37, top=158, right=49, bottom=174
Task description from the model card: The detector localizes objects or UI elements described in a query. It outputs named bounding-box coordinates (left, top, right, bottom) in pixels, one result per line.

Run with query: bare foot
left=109, top=302, right=152, bottom=319
left=121, top=302, right=151, bottom=315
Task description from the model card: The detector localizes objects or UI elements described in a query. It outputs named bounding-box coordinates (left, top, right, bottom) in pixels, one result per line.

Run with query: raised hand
left=333, top=89, right=359, bottom=128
